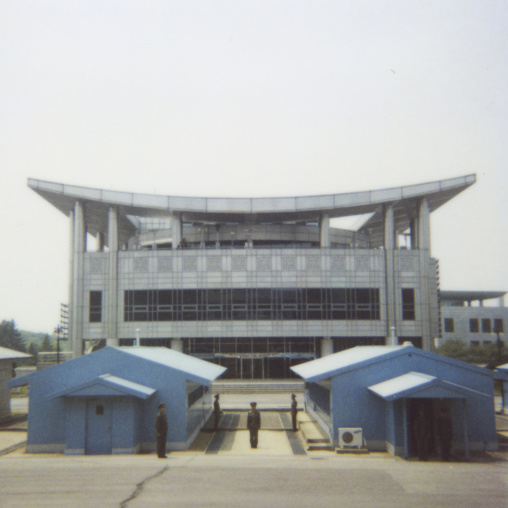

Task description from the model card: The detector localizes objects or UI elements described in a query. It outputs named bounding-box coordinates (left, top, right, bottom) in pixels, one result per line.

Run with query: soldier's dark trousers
left=249, top=429, right=258, bottom=448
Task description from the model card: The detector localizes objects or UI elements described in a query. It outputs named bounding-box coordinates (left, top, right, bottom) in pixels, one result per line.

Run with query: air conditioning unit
left=338, top=427, right=363, bottom=448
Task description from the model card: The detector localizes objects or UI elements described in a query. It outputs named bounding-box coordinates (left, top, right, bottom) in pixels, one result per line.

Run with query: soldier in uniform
left=290, top=393, right=298, bottom=432
left=436, top=408, right=453, bottom=461
left=155, top=403, right=168, bottom=458
left=247, top=401, right=261, bottom=449
left=213, top=394, right=222, bottom=431
left=413, top=408, right=430, bottom=461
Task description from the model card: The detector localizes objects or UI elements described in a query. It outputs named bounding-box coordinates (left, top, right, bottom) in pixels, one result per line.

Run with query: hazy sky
left=1, top=1, right=507, bottom=333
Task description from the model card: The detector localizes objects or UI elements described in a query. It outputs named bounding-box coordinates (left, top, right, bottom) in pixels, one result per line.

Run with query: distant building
left=28, top=175, right=476, bottom=378
left=439, top=291, right=507, bottom=348
left=0, top=346, right=31, bottom=421
left=292, top=344, right=498, bottom=457
left=7, top=347, right=225, bottom=454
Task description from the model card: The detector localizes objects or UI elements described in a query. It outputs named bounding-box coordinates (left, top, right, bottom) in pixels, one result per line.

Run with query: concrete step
left=211, top=380, right=304, bottom=394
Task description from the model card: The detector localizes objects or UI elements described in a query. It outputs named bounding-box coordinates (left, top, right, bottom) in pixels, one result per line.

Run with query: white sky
left=1, top=1, right=507, bottom=333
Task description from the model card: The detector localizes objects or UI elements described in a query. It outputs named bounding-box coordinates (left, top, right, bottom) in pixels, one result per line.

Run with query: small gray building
left=0, top=346, right=31, bottom=421
left=7, top=346, right=225, bottom=454
left=291, top=344, right=498, bottom=459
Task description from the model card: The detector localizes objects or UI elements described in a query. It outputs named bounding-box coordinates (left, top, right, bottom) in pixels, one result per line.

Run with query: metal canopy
left=28, top=174, right=475, bottom=247
left=368, top=371, right=490, bottom=401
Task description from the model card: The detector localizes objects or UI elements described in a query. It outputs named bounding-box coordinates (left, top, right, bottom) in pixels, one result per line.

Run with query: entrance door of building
left=85, top=398, right=112, bottom=454
left=407, top=398, right=436, bottom=458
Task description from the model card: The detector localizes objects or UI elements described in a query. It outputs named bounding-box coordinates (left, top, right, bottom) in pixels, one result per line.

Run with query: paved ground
left=1, top=448, right=507, bottom=507
left=1, top=396, right=507, bottom=507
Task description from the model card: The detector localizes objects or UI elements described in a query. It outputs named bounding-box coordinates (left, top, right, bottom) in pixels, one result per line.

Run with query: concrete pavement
left=0, top=449, right=507, bottom=507
left=1, top=395, right=507, bottom=507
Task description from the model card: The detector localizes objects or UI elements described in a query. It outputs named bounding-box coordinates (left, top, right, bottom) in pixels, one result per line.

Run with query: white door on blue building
left=85, top=399, right=112, bottom=454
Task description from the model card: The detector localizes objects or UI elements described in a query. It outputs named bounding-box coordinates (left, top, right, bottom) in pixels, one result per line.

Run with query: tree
left=39, top=334, right=54, bottom=352
left=26, top=342, right=39, bottom=366
left=0, top=320, right=26, bottom=352
left=436, top=338, right=508, bottom=369
left=435, top=339, right=469, bottom=363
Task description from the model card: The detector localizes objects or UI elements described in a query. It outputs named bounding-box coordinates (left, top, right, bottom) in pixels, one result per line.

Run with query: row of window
left=443, top=317, right=504, bottom=334
left=89, top=287, right=418, bottom=323
left=123, top=288, right=381, bottom=322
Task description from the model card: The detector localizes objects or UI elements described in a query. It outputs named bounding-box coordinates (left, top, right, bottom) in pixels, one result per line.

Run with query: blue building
left=291, top=344, right=498, bottom=458
left=7, top=347, right=225, bottom=454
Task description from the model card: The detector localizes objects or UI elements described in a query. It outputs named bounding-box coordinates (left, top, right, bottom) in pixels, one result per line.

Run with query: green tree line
left=0, top=320, right=56, bottom=366
left=436, top=339, right=508, bottom=369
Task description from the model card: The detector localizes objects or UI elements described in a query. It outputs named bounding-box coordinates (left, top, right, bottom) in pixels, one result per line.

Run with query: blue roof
left=290, top=344, right=495, bottom=383
left=368, top=372, right=490, bottom=401
left=290, top=345, right=408, bottom=382
left=6, top=346, right=227, bottom=389
left=115, top=347, right=226, bottom=384
left=48, top=374, right=156, bottom=400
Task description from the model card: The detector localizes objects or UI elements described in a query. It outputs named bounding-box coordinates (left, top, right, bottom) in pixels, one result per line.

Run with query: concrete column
left=409, top=218, right=417, bottom=250
left=67, top=209, right=74, bottom=353
left=97, top=232, right=105, bottom=252
left=171, top=339, right=184, bottom=353
left=383, top=205, right=397, bottom=344
left=172, top=214, right=182, bottom=249
left=319, top=213, right=330, bottom=247
left=320, top=337, right=333, bottom=357
left=418, top=198, right=431, bottom=251
left=70, top=201, right=85, bottom=358
left=106, top=207, right=119, bottom=347
left=417, top=198, right=432, bottom=351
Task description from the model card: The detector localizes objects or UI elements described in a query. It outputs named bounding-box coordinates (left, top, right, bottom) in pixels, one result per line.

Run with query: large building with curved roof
left=29, top=174, right=476, bottom=378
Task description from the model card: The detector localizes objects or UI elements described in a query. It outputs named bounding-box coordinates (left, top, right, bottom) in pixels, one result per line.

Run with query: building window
left=401, top=289, right=415, bottom=321
left=481, top=319, right=491, bottom=333
left=471, top=341, right=480, bottom=347
left=444, top=318, right=454, bottom=333
left=89, top=291, right=102, bottom=323
left=123, top=288, right=381, bottom=323
left=469, top=319, right=479, bottom=333
left=494, top=319, right=504, bottom=333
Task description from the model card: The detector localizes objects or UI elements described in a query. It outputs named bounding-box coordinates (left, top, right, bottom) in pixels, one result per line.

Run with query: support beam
left=417, top=198, right=432, bottom=350
left=171, top=339, right=183, bottom=353
left=70, top=201, right=85, bottom=358
left=106, top=207, right=119, bottom=347
left=319, top=213, right=330, bottom=247
left=384, top=205, right=397, bottom=343
left=320, top=337, right=333, bottom=357
left=172, top=214, right=182, bottom=249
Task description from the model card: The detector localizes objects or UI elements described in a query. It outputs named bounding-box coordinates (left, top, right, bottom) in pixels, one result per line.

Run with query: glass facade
left=123, top=287, right=381, bottom=322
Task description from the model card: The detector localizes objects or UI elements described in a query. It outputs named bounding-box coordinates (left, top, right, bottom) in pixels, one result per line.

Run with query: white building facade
left=440, top=291, right=507, bottom=347
left=29, top=175, right=475, bottom=378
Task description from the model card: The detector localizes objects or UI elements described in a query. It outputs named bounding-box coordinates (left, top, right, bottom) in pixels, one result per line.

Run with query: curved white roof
left=28, top=174, right=475, bottom=247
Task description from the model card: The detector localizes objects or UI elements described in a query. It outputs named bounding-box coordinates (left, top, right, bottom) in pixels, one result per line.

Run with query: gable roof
left=290, top=344, right=494, bottom=383
left=368, top=372, right=490, bottom=401
left=7, top=346, right=226, bottom=388
left=48, top=374, right=156, bottom=400
left=0, top=346, right=31, bottom=361
left=114, top=347, right=226, bottom=384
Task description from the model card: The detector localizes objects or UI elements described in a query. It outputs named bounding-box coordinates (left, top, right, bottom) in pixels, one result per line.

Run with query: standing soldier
left=214, top=394, right=222, bottom=431
left=155, top=403, right=168, bottom=459
left=247, top=401, right=261, bottom=449
left=436, top=408, right=453, bottom=461
left=290, top=394, right=298, bottom=432
left=413, top=408, right=430, bottom=461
